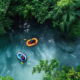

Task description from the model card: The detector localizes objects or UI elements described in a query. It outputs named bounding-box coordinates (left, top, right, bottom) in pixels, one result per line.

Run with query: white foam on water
left=71, top=54, right=77, bottom=58
left=1, top=27, right=80, bottom=80
left=6, top=51, right=11, bottom=57
left=0, top=42, right=56, bottom=80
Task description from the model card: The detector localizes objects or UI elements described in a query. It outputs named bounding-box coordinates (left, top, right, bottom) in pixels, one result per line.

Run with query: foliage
left=76, top=66, right=80, bottom=72
left=8, top=0, right=35, bottom=19
left=62, top=66, right=71, bottom=73
left=0, top=0, right=80, bottom=39
left=0, top=17, right=13, bottom=35
left=32, top=58, right=60, bottom=80
left=0, top=76, right=14, bottom=80
left=32, top=0, right=50, bottom=24
left=20, top=4, right=35, bottom=19
left=32, top=59, right=80, bottom=80
left=0, top=0, right=10, bottom=15
left=57, top=0, right=73, bottom=8
left=68, top=20, right=80, bottom=39
left=31, top=0, right=58, bottom=24
left=53, top=66, right=80, bottom=80
left=0, top=0, right=13, bottom=35
left=52, top=0, right=80, bottom=32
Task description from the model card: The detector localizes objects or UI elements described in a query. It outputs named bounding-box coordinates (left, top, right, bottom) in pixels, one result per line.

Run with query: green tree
left=68, top=20, right=80, bottom=39
left=76, top=66, right=80, bottom=72
left=32, top=58, right=60, bottom=80
left=0, top=76, right=14, bottom=80
left=32, top=59, right=80, bottom=80
left=53, top=66, right=80, bottom=80
left=0, top=0, right=13, bottom=35
left=31, top=0, right=57, bottom=24
left=9, top=0, right=35, bottom=19
left=0, top=0, right=80, bottom=39
left=52, top=0, right=80, bottom=31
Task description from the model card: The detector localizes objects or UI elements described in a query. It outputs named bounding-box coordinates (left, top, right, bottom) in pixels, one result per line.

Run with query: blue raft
left=17, top=52, right=27, bottom=62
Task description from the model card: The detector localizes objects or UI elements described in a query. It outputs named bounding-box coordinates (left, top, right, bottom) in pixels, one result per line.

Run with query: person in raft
left=21, top=55, right=25, bottom=60
left=30, top=39, right=33, bottom=43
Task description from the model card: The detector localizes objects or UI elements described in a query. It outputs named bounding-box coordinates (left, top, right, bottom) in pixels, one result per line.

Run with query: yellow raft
left=26, top=38, right=38, bottom=47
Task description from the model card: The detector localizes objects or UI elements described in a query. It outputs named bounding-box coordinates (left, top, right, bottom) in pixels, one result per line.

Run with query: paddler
left=21, top=55, right=25, bottom=60
left=30, top=39, right=33, bottom=43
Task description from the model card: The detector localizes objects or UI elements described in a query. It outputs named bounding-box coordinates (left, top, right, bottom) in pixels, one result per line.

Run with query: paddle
left=21, top=61, right=23, bottom=65
left=24, top=39, right=27, bottom=41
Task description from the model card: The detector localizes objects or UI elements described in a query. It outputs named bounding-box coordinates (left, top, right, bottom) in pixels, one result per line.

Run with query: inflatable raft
left=17, top=52, right=27, bottom=62
left=26, top=38, right=38, bottom=47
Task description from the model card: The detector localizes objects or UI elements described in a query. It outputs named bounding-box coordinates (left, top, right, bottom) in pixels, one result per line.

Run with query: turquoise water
left=0, top=23, right=80, bottom=80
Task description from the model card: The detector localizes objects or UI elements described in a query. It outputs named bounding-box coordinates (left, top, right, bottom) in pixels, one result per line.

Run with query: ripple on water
left=0, top=25, right=80, bottom=80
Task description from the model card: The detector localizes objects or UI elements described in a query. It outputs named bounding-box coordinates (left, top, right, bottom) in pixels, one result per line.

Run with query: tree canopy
left=0, top=76, right=14, bottom=80
left=32, top=59, right=80, bottom=80
left=0, top=0, right=80, bottom=39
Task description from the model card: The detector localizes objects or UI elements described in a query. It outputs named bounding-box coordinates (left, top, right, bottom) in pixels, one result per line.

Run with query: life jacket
left=28, top=41, right=31, bottom=44
left=22, top=57, right=25, bottom=60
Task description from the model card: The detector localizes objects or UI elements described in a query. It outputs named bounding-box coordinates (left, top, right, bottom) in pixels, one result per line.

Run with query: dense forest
left=0, top=0, right=80, bottom=39
left=0, top=0, right=80, bottom=80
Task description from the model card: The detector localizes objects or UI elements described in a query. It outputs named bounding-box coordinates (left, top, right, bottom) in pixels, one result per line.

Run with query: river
left=0, top=21, right=80, bottom=80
